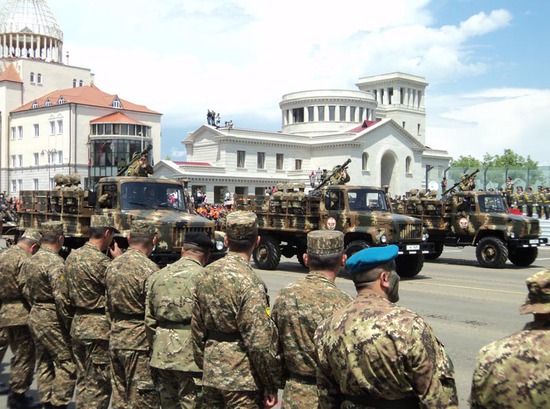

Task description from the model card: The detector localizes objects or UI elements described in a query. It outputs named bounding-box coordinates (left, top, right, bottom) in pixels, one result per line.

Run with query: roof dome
left=0, top=0, right=63, bottom=62
left=0, top=0, right=62, bottom=40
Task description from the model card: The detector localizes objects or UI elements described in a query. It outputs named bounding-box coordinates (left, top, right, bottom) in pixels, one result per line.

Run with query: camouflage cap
left=21, top=228, right=42, bottom=243
left=307, top=230, right=344, bottom=255
left=63, top=175, right=72, bottom=184
left=90, top=215, right=120, bottom=233
left=225, top=211, right=257, bottom=240
left=40, top=221, right=64, bottom=236
left=519, top=270, right=550, bottom=315
left=130, top=220, right=157, bottom=237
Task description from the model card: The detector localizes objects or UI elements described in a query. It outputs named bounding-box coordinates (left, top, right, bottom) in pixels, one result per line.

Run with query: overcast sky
left=47, top=0, right=550, bottom=165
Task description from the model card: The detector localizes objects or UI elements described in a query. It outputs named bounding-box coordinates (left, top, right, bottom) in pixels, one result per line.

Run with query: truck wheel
left=425, top=242, right=444, bottom=260
left=253, top=237, right=281, bottom=270
left=395, top=254, right=424, bottom=278
left=345, top=240, right=369, bottom=258
left=476, top=237, right=508, bottom=268
left=508, top=247, right=538, bottom=266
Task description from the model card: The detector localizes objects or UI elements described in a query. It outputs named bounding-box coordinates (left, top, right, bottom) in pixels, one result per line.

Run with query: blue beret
left=346, top=245, right=399, bottom=275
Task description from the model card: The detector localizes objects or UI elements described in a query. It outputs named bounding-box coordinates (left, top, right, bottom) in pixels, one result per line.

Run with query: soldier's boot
left=7, top=392, right=42, bottom=409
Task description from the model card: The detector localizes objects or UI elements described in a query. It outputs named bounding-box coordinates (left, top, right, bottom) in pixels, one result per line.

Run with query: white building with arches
left=155, top=72, right=450, bottom=203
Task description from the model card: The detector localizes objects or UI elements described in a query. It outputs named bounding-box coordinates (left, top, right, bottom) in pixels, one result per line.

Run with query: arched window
left=31, top=101, right=38, bottom=109
left=30, top=72, right=35, bottom=83
left=362, top=152, right=369, bottom=171
left=405, top=156, right=412, bottom=173
left=112, top=98, right=122, bottom=109
left=37, top=73, right=42, bottom=84
left=73, top=79, right=77, bottom=87
left=79, top=80, right=83, bottom=87
left=45, top=99, right=51, bottom=107
left=58, top=96, right=65, bottom=105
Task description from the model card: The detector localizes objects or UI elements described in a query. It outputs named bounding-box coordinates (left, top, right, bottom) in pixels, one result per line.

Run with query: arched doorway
left=380, top=150, right=397, bottom=191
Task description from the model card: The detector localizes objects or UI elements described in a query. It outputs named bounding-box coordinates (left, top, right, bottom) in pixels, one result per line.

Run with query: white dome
left=0, top=0, right=63, bottom=41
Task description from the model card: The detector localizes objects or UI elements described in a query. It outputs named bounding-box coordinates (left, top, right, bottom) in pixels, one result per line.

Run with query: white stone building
left=155, top=72, right=450, bottom=203
left=0, top=0, right=161, bottom=193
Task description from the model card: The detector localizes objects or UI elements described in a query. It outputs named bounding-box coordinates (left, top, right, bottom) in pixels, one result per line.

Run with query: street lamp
left=41, top=149, right=57, bottom=189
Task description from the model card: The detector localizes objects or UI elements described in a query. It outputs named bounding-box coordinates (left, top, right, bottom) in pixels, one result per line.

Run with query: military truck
left=394, top=190, right=548, bottom=268
left=233, top=184, right=433, bottom=278
left=16, top=176, right=225, bottom=266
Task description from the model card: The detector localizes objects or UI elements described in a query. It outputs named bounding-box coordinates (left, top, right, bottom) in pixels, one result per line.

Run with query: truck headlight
left=380, top=235, right=387, bottom=244
left=215, top=240, right=224, bottom=251
left=508, top=231, right=515, bottom=239
left=422, top=229, right=429, bottom=241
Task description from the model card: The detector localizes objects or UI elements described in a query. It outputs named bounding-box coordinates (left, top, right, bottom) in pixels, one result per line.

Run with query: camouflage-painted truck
left=394, top=190, right=548, bottom=268
left=16, top=176, right=225, bottom=265
left=233, top=184, right=433, bottom=278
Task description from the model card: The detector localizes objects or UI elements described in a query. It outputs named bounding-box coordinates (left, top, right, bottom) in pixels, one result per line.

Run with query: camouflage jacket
left=0, top=245, right=32, bottom=327
left=192, top=252, right=283, bottom=392
left=470, top=320, right=550, bottom=409
left=272, top=271, right=352, bottom=378
left=65, top=242, right=111, bottom=341
left=23, top=247, right=73, bottom=331
left=314, top=292, right=458, bottom=408
left=145, top=256, right=204, bottom=372
left=105, top=248, right=158, bottom=351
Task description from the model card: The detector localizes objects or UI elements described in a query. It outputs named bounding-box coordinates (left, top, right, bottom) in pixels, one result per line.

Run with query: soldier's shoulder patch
left=265, top=305, right=271, bottom=318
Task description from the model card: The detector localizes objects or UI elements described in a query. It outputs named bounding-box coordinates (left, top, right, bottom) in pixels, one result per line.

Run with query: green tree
left=482, top=149, right=538, bottom=168
left=450, top=155, right=482, bottom=171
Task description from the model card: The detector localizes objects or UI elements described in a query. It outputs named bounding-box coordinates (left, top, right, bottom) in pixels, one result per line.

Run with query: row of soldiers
left=508, top=185, right=550, bottom=218
left=53, top=174, right=83, bottom=191
left=1, top=211, right=548, bottom=408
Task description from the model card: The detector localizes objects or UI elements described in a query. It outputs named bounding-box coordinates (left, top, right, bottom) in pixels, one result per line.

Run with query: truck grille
left=171, top=226, right=214, bottom=249
left=396, top=222, right=422, bottom=240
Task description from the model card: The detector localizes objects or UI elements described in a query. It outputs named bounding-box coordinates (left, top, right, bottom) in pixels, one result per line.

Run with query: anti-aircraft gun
left=442, top=169, right=479, bottom=196
left=312, top=159, right=351, bottom=193
left=117, top=145, right=153, bottom=177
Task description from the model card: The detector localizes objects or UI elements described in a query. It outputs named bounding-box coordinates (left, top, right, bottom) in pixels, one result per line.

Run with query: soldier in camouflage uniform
left=0, top=229, right=42, bottom=408
left=53, top=174, right=64, bottom=191
left=105, top=220, right=160, bottom=408
left=65, top=215, right=122, bottom=409
left=23, top=222, right=76, bottom=409
left=470, top=269, right=550, bottom=408
left=145, top=232, right=213, bottom=409
left=522, top=186, right=535, bottom=217
left=67, top=174, right=83, bottom=191
left=127, top=155, right=154, bottom=177
left=192, top=211, right=283, bottom=408
left=329, top=165, right=350, bottom=186
left=315, top=245, right=458, bottom=408
left=272, top=230, right=353, bottom=409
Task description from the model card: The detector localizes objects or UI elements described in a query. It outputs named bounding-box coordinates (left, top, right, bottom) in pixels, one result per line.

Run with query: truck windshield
left=121, top=182, right=187, bottom=211
left=347, top=189, right=389, bottom=211
left=478, top=195, right=507, bottom=213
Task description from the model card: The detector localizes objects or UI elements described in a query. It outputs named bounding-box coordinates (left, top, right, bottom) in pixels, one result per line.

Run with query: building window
left=257, top=152, right=265, bottom=169
left=18, top=126, right=23, bottom=140
left=329, top=106, right=336, bottom=121
left=112, top=98, right=122, bottom=109
left=34, top=152, right=39, bottom=166
left=362, top=152, right=369, bottom=171
left=307, top=106, right=314, bottom=122
left=18, top=154, right=23, bottom=167
left=45, top=99, right=51, bottom=107
left=11, top=127, right=16, bottom=140
left=37, top=73, right=42, bottom=84
left=295, top=159, right=302, bottom=170
left=339, top=106, right=346, bottom=121
left=318, top=106, right=325, bottom=121
left=292, top=108, right=304, bottom=123
left=402, top=121, right=406, bottom=129
left=237, top=150, right=246, bottom=168
left=58, top=96, right=65, bottom=105
left=79, top=80, right=83, bottom=87
left=33, top=179, right=39, bottom=190
left=50, top=121, right=55, bottom=135
left=31, top=101, right=38, bottom=109
left=350, top=106, right=356, bottom=121
left=11, top=155, right=16, bottom=167
left=276, top=153, right=284, bottom=170
left=358, top=107, right=364, bottom=121
left=57, top=120, right=63, bottom=134
left=73, top=79, right=77, bottom=87
left=417, top=123, right=421, bottom=136
left=34, top=124, right=39, bottom=137
left=30, top=72, right=35, bottom=83
left=11, top=180, right=16, bottom=192
left=57, top=151, right=63, bottom=165
left=406, top=156, right=412, bottom=173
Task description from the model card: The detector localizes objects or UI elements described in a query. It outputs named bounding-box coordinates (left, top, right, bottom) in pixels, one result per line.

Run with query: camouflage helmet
left=276, top=183, right=284, bottom=190
left=307, top=230, right=344, bottom=256
left=298, top=182, right=306, bottom=190
left=70, top=174, right=81, bottom=184
left=62, top=175, right=72, bottom=185
left=519, top=270, right=550, bottom=315
left=54, top=174, right=64, bottom=184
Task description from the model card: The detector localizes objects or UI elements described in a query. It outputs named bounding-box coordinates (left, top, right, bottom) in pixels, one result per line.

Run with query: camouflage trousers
left=28, top=306, right=76, bottom=406
left=151, top=367, right=203, bottom=409
left=282, top=377, right=319, bottom=409
left=202, top=386, right=263, bottom=409
left=110, top=348, right=159, bottom=409
left=73, top=337, right=111, bottom=409
left=4, top=325, right=36, bottom=393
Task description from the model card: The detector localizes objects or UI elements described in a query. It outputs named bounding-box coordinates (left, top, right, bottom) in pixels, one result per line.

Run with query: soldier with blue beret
left=315, top=245, right=458, bottom=408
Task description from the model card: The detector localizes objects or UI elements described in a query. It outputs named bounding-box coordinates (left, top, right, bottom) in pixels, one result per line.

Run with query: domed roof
left=0, top=0, right=62, bottom=41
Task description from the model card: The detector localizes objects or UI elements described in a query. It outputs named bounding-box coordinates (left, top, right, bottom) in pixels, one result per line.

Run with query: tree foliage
left=482, top=149, right=538, bottom=168
left=450, top=155, right=482, bottom=170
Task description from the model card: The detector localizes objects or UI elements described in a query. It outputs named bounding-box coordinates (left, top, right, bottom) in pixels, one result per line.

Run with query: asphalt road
left=1, top=245, right=549, bottom=408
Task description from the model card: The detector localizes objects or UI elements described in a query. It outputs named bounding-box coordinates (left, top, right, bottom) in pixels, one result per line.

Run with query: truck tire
left=425, top=242, right=444, bottom=260
left=296, top=247, right=307, bottom=268
left=508, top=247, right=538, bottom=267
left=476, top=237, right=508, bottom=268
left=395, top=254, right=424, bottom=278
left=253, top=237, right=281, bottom=270
left=345, top=240, right=370, bottom=258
